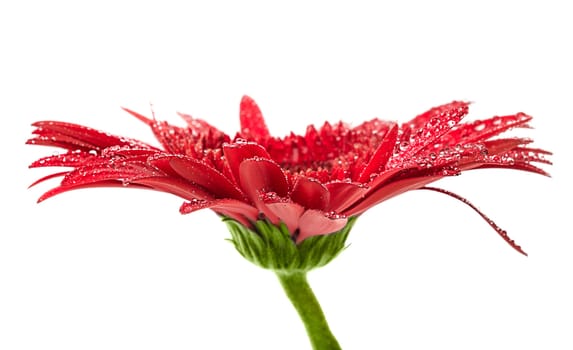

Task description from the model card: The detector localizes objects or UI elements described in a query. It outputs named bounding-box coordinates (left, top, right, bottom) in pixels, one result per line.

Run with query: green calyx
left=224, top=216, right=357, bottom=272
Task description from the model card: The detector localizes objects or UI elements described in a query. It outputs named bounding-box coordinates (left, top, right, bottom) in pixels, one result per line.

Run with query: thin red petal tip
left=122, top=107, right=153, bottom=125
left=420, top=187, right=528, bottom=256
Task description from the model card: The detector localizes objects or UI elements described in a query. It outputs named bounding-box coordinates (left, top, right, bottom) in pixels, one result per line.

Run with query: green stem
left=276, top=271, right=341, bottom=350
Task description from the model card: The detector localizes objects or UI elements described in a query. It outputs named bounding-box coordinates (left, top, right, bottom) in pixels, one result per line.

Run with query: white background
left=1, top=1, right=571, bottom=349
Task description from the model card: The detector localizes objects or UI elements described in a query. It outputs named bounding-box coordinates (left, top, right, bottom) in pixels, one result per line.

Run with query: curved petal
left=240, top=95, right=270, bottom=142
left=223, top=142, right=272, bottom=184
left=30, top=121, right=152, bottom=149
left=447, top=113, right=532, bottom=144
left=391, top=101, right=469, bottom=167
left=266, top=202, right=305, bottom=234
left=344, top=175, right=443, bottom=216
left=29, top=171, right=69, bottom=188
left=169, top=156, right=244, bottom=200
left=474, top=163, right=551, bottom=176
left=405, top=101, right=469, bottom=130
left=37, top=181, right=150, bottom=203
left=291, top=176, right=330, bottom=211
left=420, top=187, right=528, bottom=256
left=180, top=198, right=259, bottom=227
left=482, top=138, right=532, bottom=155
left=133, top=176, right=213, bottom=201
left=60, top=161, right=162, bottom=186
left=239, top=157, right=290, bottom=222
left=239, top=157, right=289, bottom=197
left=121, top=107, right=154, bottom=125
left=325, top=181, right=368, bottom=212
left=29, top=152, right=99, bottom=168
left=27, top=133, right=105, bottom=151
left=296, top=210, right=348, bottom=243
left=357, top=123, right=398, bottom=182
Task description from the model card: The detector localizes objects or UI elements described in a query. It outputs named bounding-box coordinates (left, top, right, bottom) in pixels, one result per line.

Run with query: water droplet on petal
left=474, top=123, right=486, bottom=131
left=428, top=117, right=440, bottom=127
left=501, top=155, right=515, bottom=165
left=260, top=191, right=281, bottom=202
left=325, top=211, right=346, bottom=220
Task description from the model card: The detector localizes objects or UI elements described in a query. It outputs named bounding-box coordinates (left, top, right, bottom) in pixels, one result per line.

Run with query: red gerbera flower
left=27, top=96, right=551, bottom=350
left=28, top=96, right=550, bottom=253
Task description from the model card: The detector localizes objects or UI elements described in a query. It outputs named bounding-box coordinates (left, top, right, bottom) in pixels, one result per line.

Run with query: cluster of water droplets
left=259, top=191, right=284, bottom=203
left=32, top=148, right=101, bottom=168
left=324, top=211, right=346, bottom=220
left=180, top=198, right=210, bottom=214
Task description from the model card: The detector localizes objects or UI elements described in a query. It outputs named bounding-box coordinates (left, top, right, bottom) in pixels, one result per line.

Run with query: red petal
left=27, top=133, right=103, bottom=151
left=344, top=175, right=443, bottom=216
left=266, top=202, right=305, bottom=234
left=406, top=101, right=469, bottom=130
left=358, top=124, right=398, bottom=182
left=325, top=181, right=368, bottom=212
left=483, top=138, right=533, bottom=155
left=134, top=176, right=214, bottom=201
left=238, top=158, right=289, bottom=201
left=391, top=101, right=469, bottom=166
left=177, top=112, right=228, bottom=137
left=291, top=177, right=330, bottom=211
left=420, top=187, right=528, bottom=256
left=238, top=157, right=289, bottom=222
left=475, top=163, right=551, bottom=176
left=296, top=210, right=348, bottom=243
left=60, top=162, right=161, bottom=187
left=179, top=198, right=258, bottom=226
left=37, top=181, right=149, bottom=202
left=223, top=142, right=272, bottom=184
left=240, top=95, right=270, bottom=142
left=447, top=113, right=532, bottom=144
left=31, top=121, right=150, bottom=149
left=29, top=152, right=100, bottom=168
left=29, top=171, right=69, bottom=188
left=169, top=156, right=244, bottom=200
left=121, top=107, right=153, bottom=125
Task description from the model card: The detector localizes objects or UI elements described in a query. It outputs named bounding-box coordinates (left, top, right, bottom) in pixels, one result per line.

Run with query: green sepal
left=224, top=216, right=357, bottom=272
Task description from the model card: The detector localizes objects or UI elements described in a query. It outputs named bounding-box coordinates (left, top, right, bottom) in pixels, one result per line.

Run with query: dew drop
left=325, top=211, right=345, bottom=220
left=180, top=199, right=210, bottom=214
left=501, top=155, right=515, bottom=165
left=474, top=123, right=486, bottom=131
left=428, top=117, right=440, bottom=127
left=260, top=191, right=280, bottom=202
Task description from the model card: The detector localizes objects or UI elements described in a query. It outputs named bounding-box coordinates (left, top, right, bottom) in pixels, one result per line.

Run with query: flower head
left=28, top=96, right=550, bottom=255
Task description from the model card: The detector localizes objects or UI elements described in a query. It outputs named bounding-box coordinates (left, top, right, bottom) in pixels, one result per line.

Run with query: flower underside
left=28, top=96, right=550, bottom=255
